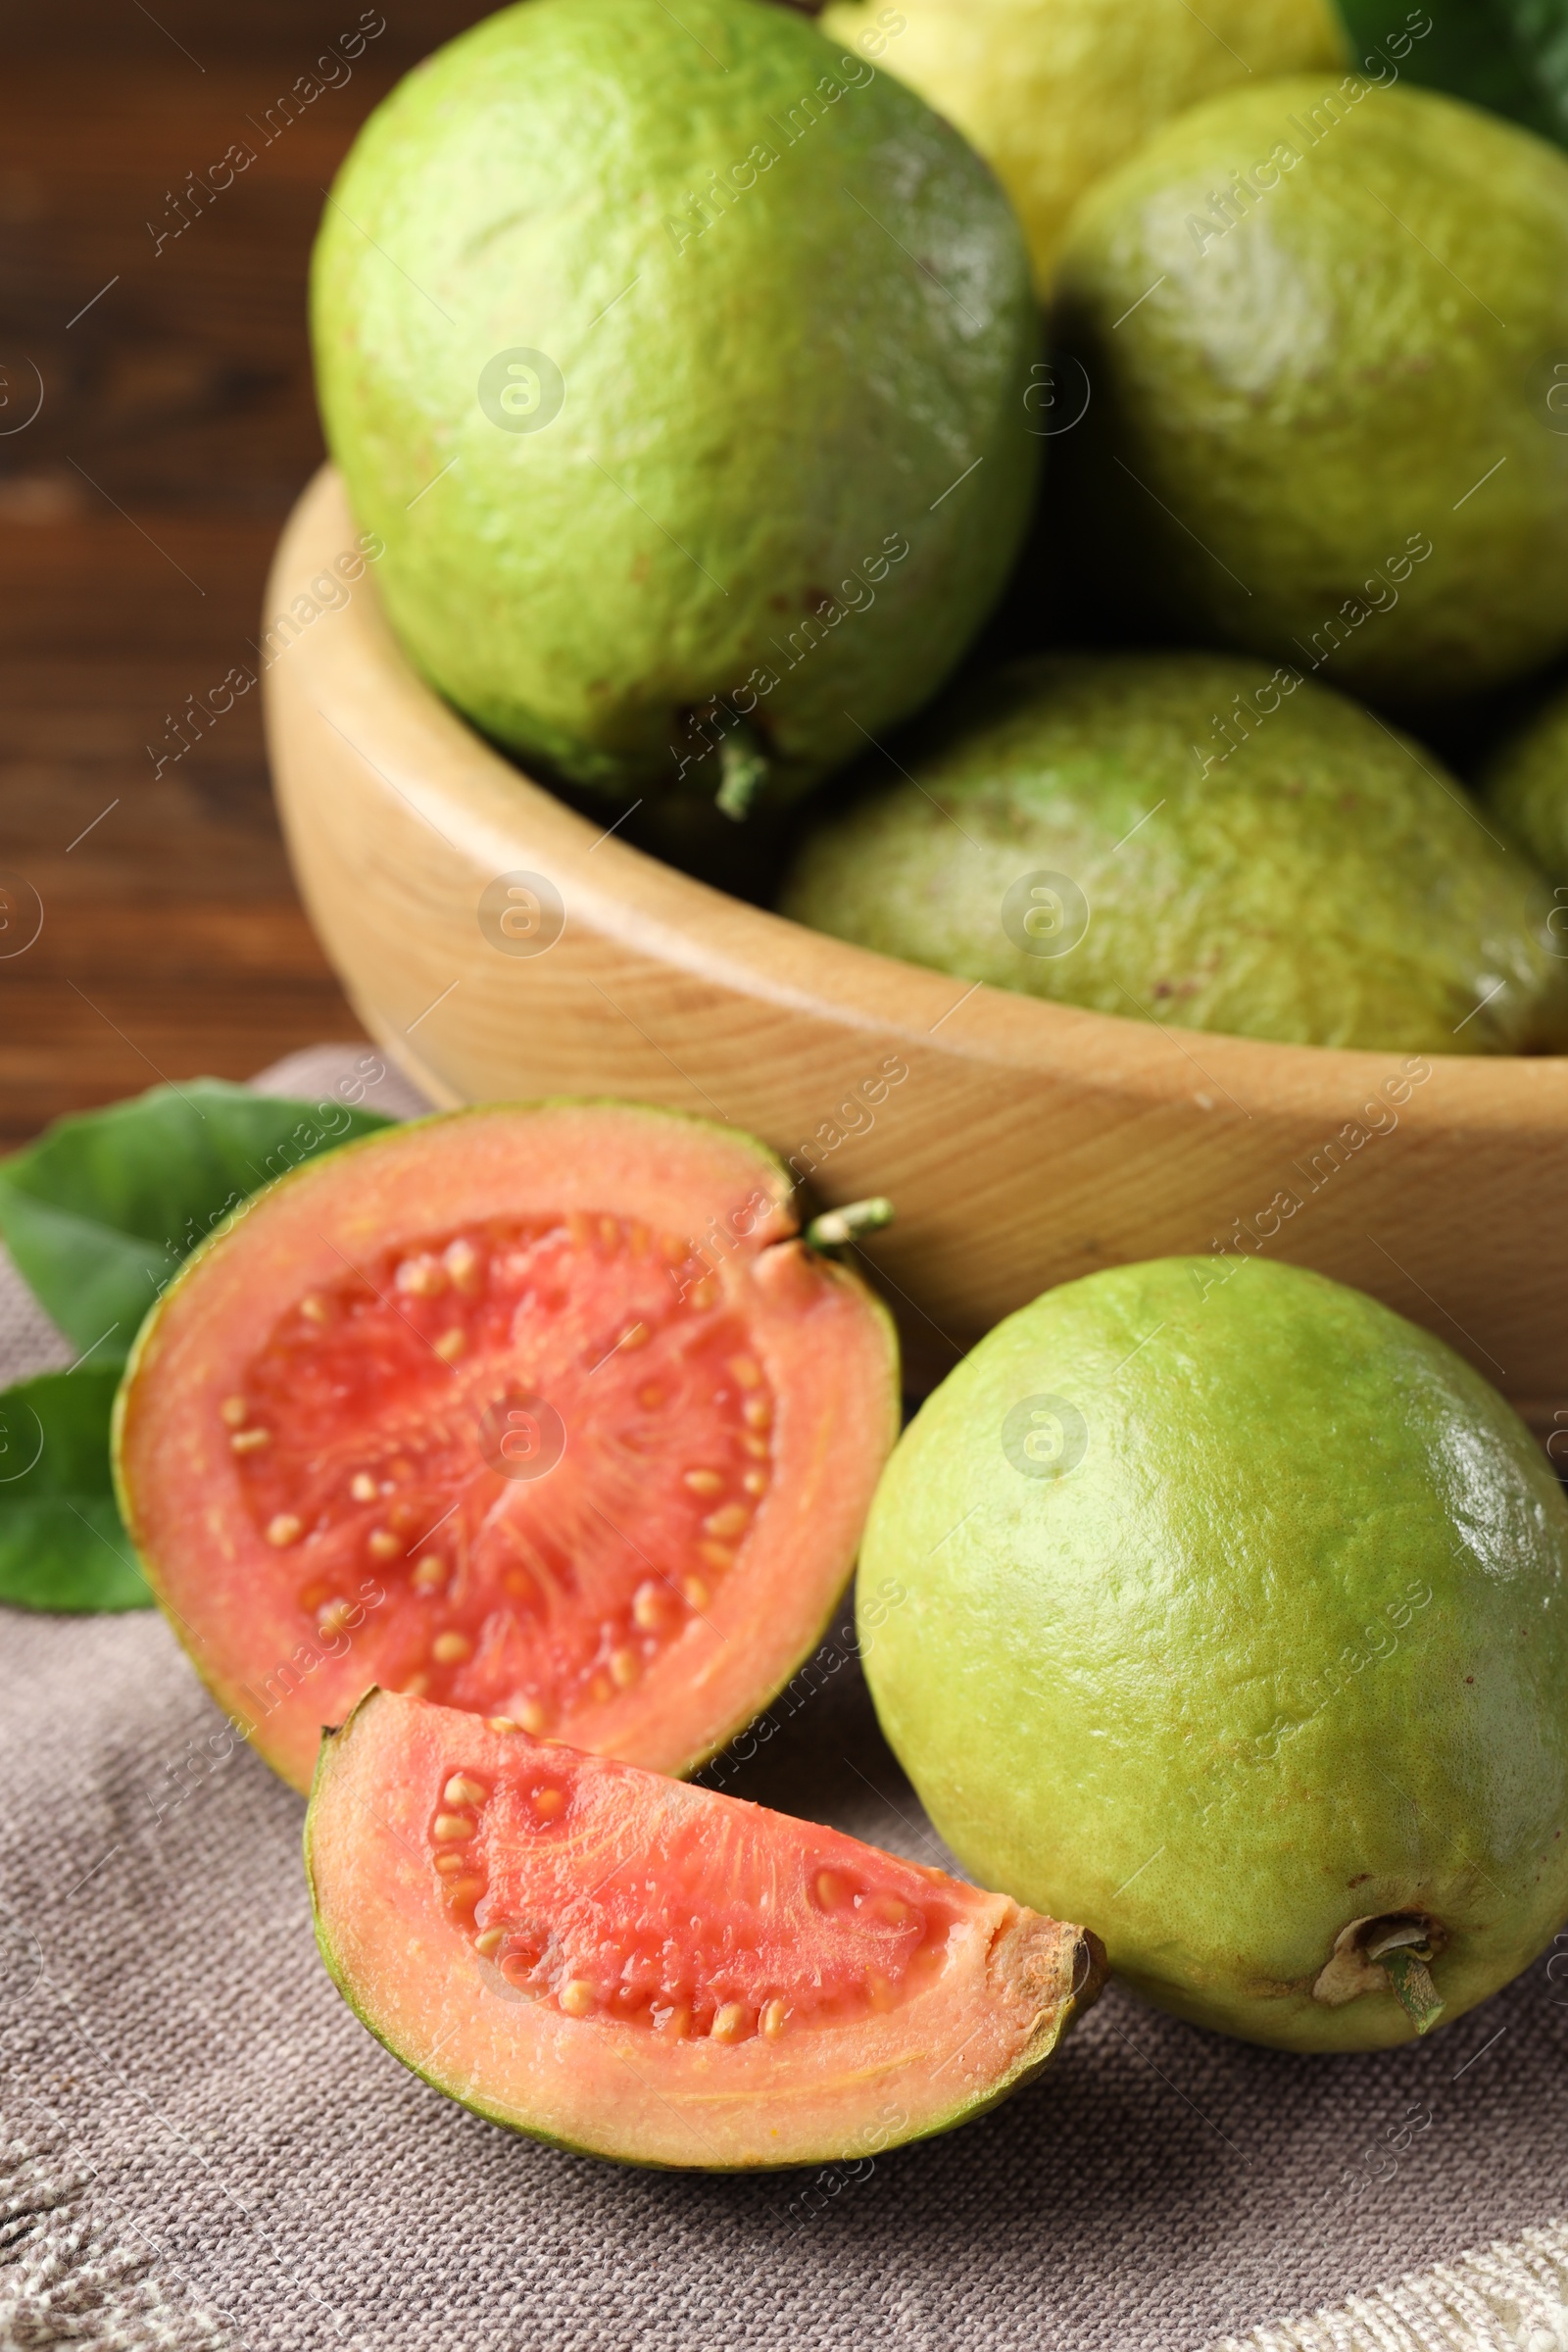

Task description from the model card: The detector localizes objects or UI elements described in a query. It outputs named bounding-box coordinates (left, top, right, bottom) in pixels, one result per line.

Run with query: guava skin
left=779, top=653, right=1568, bottom=1054
left=311, top=0, right=1038, bottom=811
left=858, top=1256, right=1568, bottom=2051
left=1051, top=78, right=1568, bottom=697
left=821, top=0, right=1344, bottom=294
left=1485, top=679, right=1568, bottom=890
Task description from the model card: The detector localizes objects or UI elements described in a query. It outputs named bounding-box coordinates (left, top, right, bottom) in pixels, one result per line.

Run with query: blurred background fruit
left=821, top=0, right=1345, bottom=291
left=1485, top=678, right=1568, bottom=887
left=1050, top=79, right=1568, bottom=699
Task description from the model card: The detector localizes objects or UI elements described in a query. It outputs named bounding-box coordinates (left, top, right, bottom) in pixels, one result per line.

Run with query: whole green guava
left=858, top=1256, right=1568, bottom=2051
left=1050, top=77, right=1568, bottom=697
left=1485, top=678, right=1568, bottom=892
left=311, top=0, right=1038, bottom=814
left=779, top=653, right=1568, bottom=1053
left=820, top=0, right=1344, bottom=293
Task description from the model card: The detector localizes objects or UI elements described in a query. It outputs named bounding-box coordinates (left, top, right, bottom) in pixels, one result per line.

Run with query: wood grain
left=269, top=466, right=1568, bottom=1426
left=0, top=10, right=489, bottom=1150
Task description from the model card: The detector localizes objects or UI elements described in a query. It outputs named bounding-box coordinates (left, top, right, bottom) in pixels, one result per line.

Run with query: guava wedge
left=114, top=1103, right=898, bottom=1794
left=306, top=1690, right=1106, bottom=2168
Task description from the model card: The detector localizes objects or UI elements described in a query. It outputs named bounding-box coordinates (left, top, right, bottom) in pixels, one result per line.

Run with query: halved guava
left=307, top=1690, right=1106, bottom=2168
left=114, top=1102, right=898, bottom=1793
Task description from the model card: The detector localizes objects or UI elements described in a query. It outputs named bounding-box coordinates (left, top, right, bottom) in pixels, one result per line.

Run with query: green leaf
left=0, top=1081, right=392, bottom=1366
left=1336, top=0, right=1568, bottom=147
left=0, top=1368, right=150, bottom=1612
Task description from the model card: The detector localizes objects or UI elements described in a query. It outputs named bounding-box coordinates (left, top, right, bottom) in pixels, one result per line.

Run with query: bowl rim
left=270, top=464, right=1568, bottom=1134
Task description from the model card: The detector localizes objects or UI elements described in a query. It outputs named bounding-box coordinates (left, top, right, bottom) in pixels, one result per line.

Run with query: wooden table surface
left=0, top=3, right=489, bottom=1151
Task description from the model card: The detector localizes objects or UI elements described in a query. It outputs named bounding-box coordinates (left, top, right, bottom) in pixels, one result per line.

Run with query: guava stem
left=1379, top=1946, right=1445, bottom=2034
left=804, top=1198, right=896, bottom=1254
left=715, top=727, right=769, bottom=820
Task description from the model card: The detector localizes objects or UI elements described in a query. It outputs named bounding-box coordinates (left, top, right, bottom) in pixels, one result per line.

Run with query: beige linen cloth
left=3, top=1046, right=1566, bottom=2352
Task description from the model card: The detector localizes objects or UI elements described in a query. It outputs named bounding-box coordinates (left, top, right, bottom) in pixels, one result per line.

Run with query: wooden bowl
left=265, top=465, right=1568, bottom=1432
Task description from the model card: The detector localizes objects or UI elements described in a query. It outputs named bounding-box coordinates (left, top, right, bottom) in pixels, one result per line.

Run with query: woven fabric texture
left=2, top=1046, right=1564, bottom=2352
